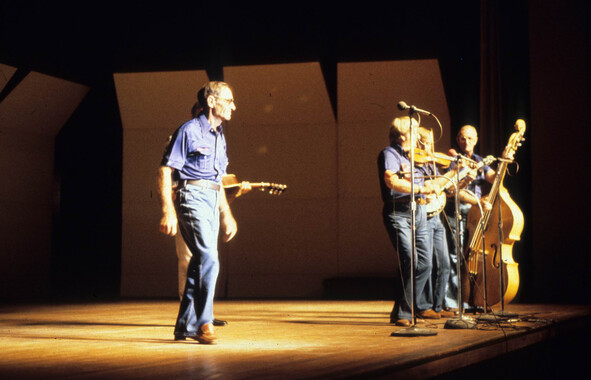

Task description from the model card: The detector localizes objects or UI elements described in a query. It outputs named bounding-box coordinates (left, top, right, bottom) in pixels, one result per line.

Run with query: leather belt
left=392, top=197, right=427, bottom=205
left=179, top=179, right=221, bottom=191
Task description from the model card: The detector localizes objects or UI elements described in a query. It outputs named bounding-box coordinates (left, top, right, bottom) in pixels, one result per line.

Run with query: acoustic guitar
left=222, top=174, right=287, bottom=203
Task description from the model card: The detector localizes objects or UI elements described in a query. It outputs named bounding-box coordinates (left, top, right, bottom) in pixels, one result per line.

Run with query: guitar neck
left=224, top=182, right=271, bottom=189
left=438, top=165, right=474, bottom=190
left=250, top=182, right=272, bottom=189
left=440, top=168, right=464, bottom=190
left=439, top=157, right=492, bottom=191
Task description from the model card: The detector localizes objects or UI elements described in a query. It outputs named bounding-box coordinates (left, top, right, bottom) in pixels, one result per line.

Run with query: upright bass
left=462, top=119, right=526, bottom=308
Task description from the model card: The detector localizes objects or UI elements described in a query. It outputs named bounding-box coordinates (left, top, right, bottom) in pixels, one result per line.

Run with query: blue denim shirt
left=446, top=152, right=491, bottom=200
left=161, top=113, right=228, bottom=183
left=378, top=144, right=426, bottom=202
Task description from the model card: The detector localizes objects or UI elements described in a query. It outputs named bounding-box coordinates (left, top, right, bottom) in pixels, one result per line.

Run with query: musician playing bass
left=442, top=124, right=513, bottom=313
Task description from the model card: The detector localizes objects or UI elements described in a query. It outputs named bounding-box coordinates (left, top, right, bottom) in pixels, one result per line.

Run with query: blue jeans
left=383, top=202, right=432, bottom=321
left=425, top=215, right=451, bottom=312
left=443, top=203, right=471, bottom=309
left=174, top=183, right=220, bottom=336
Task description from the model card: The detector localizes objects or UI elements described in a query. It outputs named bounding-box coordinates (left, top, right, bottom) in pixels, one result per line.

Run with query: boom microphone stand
left=444, top=156, right=477, bottom=329
left=391, top=107, right=437, bottom=337
left=469, top=193, right=496, bottom=323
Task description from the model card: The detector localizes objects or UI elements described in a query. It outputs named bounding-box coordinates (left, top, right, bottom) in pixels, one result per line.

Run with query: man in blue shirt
left=417, top=127, right=455, bottom=319
left=158, top=81, right=238, bottom=344
left=443, top=124, right=495, bottom=312
left=378, top=116, right=446, bottom=327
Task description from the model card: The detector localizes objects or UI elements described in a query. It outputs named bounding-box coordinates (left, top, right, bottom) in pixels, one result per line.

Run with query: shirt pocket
left=188, top=142, right=213, bottom=170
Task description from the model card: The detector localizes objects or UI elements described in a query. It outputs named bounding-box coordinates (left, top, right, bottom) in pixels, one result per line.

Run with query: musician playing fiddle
left=417, top=128, right=455, bottom=318
left=378, top=116, right=448, bottom=327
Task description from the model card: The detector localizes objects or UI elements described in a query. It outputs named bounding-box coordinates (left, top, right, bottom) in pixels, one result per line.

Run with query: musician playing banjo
left=417, top=127, right=456, bottom=318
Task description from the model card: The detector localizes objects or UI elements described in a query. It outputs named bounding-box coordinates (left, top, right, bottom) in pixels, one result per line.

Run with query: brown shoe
left=394, top=319, right=411, bottom=327
left=439, top=309, right=456, bottom=318
left=196, top=323, right=217, bottom=344
left=418, top=309, right=441, bottom=319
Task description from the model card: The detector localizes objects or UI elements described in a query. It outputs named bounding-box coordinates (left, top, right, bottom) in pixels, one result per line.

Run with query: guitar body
left=222, top=174, right=243, bottom=203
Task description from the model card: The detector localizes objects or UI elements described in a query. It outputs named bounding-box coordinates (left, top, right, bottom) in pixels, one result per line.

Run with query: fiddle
left=413, top=148, right=455, bottom=168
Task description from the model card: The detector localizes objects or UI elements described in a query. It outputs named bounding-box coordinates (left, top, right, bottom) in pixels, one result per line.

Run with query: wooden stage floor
left=1, top=299, right=589, bottom=379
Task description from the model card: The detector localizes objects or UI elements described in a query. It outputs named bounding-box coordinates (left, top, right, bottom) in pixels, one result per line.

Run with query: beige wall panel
left=228, top=199, right=338, bottom=270
left=338, top=60, right=451, bottom=152
left=121, top=273, right=179, bottom=298
left=336, top=197, right=396, bottom=276
left=227, top=274, right=327, bottom=298
left=0, top=71, right=88, bottom=135
left=0, top=63, right=18, bottom=92
left=224, top=62, right=334, bottom=125
left=337, top=121, right=388, bottom=199
left=223, top=63, right=336, bottom=198
left=224, top=120, right=337, bottom=199
left=222, top=198, right=338, bottom=298
left=114, top=70, right=209, bottom=130
left=120, top=200, right=177, bottom=297
left=121, top=202, right=175, bottom=273
left=121, top=128, right=173, bottom=202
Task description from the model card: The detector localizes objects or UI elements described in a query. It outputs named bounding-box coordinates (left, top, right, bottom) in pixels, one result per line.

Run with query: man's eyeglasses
left=215, top=96, right=235, bottom=105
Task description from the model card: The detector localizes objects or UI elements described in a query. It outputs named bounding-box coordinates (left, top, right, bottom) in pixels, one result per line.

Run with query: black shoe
left=174, top=334, right=201, bottom=342
left=174, top=334, right=197, bottom=341
left=213, top=318, right=228, bottom=327
left=464, top=306, right=485, bottom=314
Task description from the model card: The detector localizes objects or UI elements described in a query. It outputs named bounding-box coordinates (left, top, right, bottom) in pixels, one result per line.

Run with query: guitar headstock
left=258, top=183, right=287, bottom=195
left=461, top=154, right=496, bottom=170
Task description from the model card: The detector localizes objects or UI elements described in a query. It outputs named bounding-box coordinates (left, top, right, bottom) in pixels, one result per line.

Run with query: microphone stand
left=471, top=194, right=496, bottom=322
left=445, top=156, right=476, bottom=329
left=392, top=110, right=437, bottom=337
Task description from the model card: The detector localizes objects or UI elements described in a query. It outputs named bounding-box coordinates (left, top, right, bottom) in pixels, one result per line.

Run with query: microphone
left=397, top=101, right=432, bottom=115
